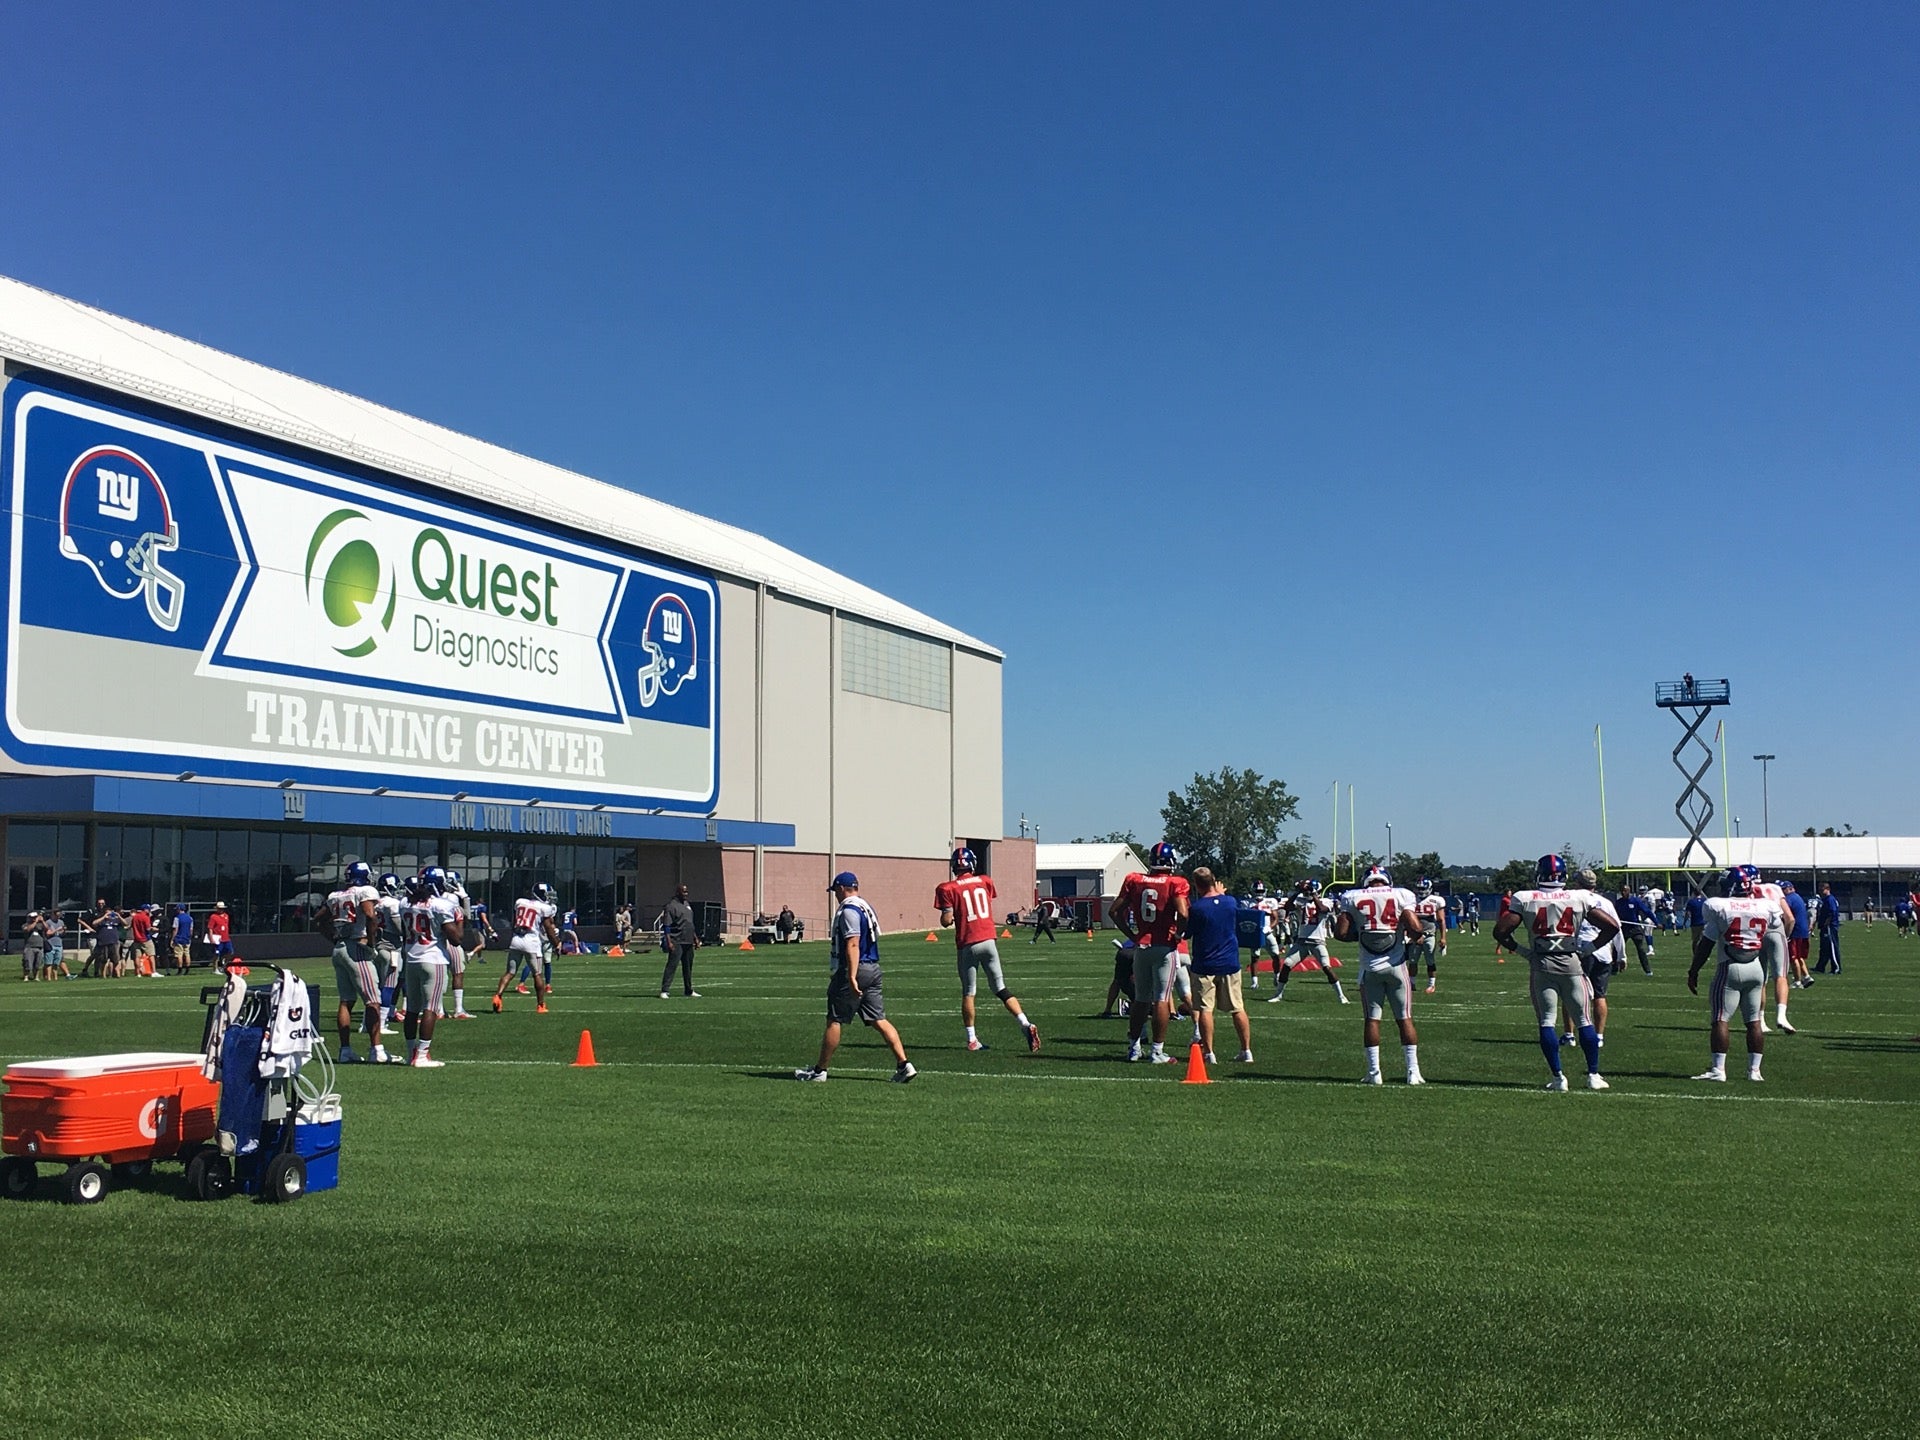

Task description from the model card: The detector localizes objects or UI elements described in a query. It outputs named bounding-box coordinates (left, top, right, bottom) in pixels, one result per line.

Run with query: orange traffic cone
left=998, top=928, right=1012, bottom=939
left=739, top=939, right=755, bottom=951
left=607, top=945, right=625, bottom=957
left=1085, top=929, right=1094, bottom=940
left=925, top=931, right=940, bottom=942
left=572, top=1030, right=598, bottom=1068
left=1182, top=1042, right=1212, bottom=1085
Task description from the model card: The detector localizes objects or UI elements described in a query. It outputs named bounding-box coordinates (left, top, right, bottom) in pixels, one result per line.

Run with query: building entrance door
left=8, top=861, right=55, bottom=944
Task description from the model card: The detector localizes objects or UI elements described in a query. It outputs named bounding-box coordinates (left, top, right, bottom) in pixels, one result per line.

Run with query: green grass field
left=3, top=922, right=1918, bottom=1438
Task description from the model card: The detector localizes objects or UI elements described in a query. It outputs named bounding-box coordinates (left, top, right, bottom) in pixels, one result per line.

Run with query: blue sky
left=5, top=4, right=1915, bottom=862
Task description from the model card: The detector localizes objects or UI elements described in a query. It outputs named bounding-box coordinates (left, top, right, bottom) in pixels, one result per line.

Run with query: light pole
left=1752, top=754, right=1776, bottom=836
left=1735, top=816, right=1742, bottom=838
left=1385, top=822, right=1393, bottom=865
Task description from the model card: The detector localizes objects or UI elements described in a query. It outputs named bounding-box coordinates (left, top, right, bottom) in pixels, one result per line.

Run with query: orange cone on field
left=925, top=931, right=940, bottom=942
left=1085, top=929, right=1094, bottom=940
left=999, top=928, right=1012, bottom=939
left=607, top=945, right=625, bottom=957
left=1182, top=1042, right=1212, bottom=1085
left=572, top=1030, right=598, bottom=1067
left=739, top=939, right=755, bottom=951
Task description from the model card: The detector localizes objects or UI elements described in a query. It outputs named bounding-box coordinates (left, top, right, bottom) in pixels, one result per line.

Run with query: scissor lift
left=1655, top=677, right=1730, bottom=893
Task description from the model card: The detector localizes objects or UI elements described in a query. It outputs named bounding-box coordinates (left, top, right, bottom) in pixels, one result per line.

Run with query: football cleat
left=1148, top=1051, right=1175, bottom=1065
left=1692, top=1069, right=1726, bottom=1082
left=794, top=1067, right=828, bottom=1082
left=1126, top=1040, right=1143, bottom=1062
left=1545, top=1073, right=1569, bottom=1092
left=1234, top=1049, right=1253, bottom=1062
left=410, top=1054, right=445, bottom=1069
left=891, top=1062, right=917, bottom=1084
left=1362, top=1071, right=1384, bottom=1086
left=966, top=1038, right=989, bottom=1052
left=490, top=995, right=502, bottom=1013
left=1586, top=1074, right=1610, bottom=1090
left=1407, top=1071, right=1426, bottom=1086
left=1025, top=1024, right=1041, bottom=1054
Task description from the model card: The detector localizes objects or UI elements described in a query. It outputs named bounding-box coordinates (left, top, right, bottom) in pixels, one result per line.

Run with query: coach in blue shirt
left=1185, top=868, right=1253, bottom=1064
left=1815, top=883, right=1843, bottom=973
left=1781, top=882, right=1813, bottom=988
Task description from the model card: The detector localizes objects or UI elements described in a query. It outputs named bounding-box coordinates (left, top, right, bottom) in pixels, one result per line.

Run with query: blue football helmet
left=636, top=593, right=699, bottom=709
left=1536, top=854, right=1568, bottom=885
left=1148, top=841, right=1178, bottom=870
left=533, top=882, right=555, bottom=903
left=1417, top=877, right=1433, bottom=894
left=1724, top=866, right=1755, bottom=897
left=378, top=872, right=401, bottom=898
left=406, top=874, right=432, bottom=902
left=345, top=861, right=372, bottom=888
left=950, top=847, right=977, bottom=876
left=420, top=866, right=449, bottom=896
left=58, top=445, right=186, bottom=632
left=1364, top=865, right=1393, bottom=887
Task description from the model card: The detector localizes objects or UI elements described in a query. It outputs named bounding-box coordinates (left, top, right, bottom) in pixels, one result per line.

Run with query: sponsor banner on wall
left=0, top=374, right=718, bottom=808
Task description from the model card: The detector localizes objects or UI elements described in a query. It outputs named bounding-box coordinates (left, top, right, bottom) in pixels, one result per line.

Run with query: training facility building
left=1622, top=836, right=1920, bottom=913
left=0, top=275, right=1028, bottom=951
left=1033, top=842, right=1143, bottom=929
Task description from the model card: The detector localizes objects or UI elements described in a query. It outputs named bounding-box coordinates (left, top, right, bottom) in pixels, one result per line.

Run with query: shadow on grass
left=1821, top=1039, right=1920, bottom=1054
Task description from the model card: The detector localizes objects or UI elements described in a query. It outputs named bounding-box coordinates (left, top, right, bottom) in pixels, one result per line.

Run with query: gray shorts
left=1289, top=936, right=1330, bottom=964
left=1529, top=963, right=1595, bottom=1032
left=332, top=942, right=381, bottom=1008
left=1761, top=929, right=1788, bottom=982
left=957, top=940, right=1008, bottom=998
left=404, top=958, right=448, bottom=1014
left=827, top=962, right=886, bottom=1024
left=1410, top=934, right=1438, bottom=965
left=1711, top=958, right=1765, bottom=1025
left=1255, top=933, right=1282, bottom=959
left=1359, top=963, right=1412, bottom=1021
left=1132, top=945, right=1177, bottom=1005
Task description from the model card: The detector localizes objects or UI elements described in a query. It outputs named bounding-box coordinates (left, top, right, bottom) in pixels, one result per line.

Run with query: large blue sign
left=0, top=374, right=719, bottom=810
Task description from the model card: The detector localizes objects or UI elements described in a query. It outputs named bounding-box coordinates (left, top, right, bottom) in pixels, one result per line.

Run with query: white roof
left=1035, top=842, right=1143, bottom=873
left=0, top=274, right=998, bottom=656
left=1623, top=836, right=1920, bottom=871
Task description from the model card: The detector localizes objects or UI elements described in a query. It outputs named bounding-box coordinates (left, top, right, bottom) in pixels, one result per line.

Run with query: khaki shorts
left=128, top=939, right=156, bottom=959
left=171, top=943, right=192, bottom=964
left=1192, top=971, right=1244, bottom=1013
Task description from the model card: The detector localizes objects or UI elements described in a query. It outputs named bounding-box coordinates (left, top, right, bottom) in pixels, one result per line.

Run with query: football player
left=374, top=872, right=406, bottom=1033
left=1271, top=880, right=1348, bottom=1005
left=1333, top=866, right=1425, bottom=1084
left=494, top=883, right=558, bottom=1013
left=443, top=869, right=477, bottom=1019
left=1109, top=843, right=1191, bottom=1064
left=1569, top=868, right=1625, bottom=1048
left=324, top=861, right=387, bottom=1065
left=403, top=868, right=464, bottom=1068
left=1744, top=867, right=1797, bottom=1034
left=1494, top=856, right=1618, bottom=1091
left=1412, top=878, right=1448, bottom=993
left=1243, top=880, right=1284, bottom=991
left=1688, top=867, right=1779, bottom=1082
left=935, top=848, right=1040, bottom=1054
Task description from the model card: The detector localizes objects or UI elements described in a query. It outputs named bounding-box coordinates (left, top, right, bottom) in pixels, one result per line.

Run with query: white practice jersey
left=512, top=897, right=556, bottom=953
left=1510, top=886, right=1607, bottom=960
left=405, top=894, right=462, bottom=965
left=1338, top=884, right=1418, bottom=967
left=1577, top=894, right=1624, bottom=960
left=1414, top=892, right=1447, bottom=938
left=326, top=884, right=380, bottom=946
left=1701, top=896, right=1782, bottom=966
left=375, top=895, right=405, bottom=949
left=1751, top=881, right=1792, bottom=932
left=1293, top=894, right=1335, bottom=941
left=1254, top=896, right=1282, bottom=934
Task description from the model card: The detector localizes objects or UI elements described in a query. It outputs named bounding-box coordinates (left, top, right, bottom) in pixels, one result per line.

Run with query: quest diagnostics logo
left=304, top=508, right=396, bottom=657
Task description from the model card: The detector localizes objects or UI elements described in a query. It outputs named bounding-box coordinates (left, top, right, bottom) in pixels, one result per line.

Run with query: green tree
left=1491, top=858, right=1538, bottom=893
left=1160, top=767, right=1302, bottom=888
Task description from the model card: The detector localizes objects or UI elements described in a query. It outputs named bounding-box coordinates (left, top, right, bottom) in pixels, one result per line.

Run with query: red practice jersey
left=1116, top=871, right=1190, bottom=947
left=207, top=911, right=231, bottom=943
left=935, top=874, right=998, bottom=947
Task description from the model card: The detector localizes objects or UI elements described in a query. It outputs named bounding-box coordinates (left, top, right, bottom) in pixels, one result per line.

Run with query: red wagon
left=1, top=1051, right=219, bottom=1204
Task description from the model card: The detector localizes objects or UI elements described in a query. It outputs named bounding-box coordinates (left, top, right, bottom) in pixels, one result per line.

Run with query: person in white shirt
left=493, top=884, right=560, bottom=1013
left=1688, top=868, right=1781, bottom=1083
left=1493, top=855, right=1620, bottom=1092
left=1332, top=866, right=1425, bottom=1085
left=403, top=868, right=464, bottom=1069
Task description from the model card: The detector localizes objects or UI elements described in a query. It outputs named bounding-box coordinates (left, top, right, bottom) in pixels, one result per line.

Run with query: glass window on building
left=180, top=828, right=215, bottom=908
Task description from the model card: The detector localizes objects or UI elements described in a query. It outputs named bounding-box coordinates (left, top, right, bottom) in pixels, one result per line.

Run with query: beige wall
left=758, top=596, right=833, bottom=852
left=952, top=648, right=1001, bottom=842
left=714, top=590, right=1005, bottom=865
left=714, top=578, right=761, bottom=824
left=831, top=686, right=951, bottom=858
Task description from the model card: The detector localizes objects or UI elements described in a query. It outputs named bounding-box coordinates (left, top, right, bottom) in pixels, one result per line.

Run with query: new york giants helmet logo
left=57, top=445, right=186, bottom=632
left=636, top=593, right=698, bottom=709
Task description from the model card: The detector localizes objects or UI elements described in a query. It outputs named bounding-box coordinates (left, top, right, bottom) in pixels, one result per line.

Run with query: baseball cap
left=828, top=872, right=859, bottom=890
